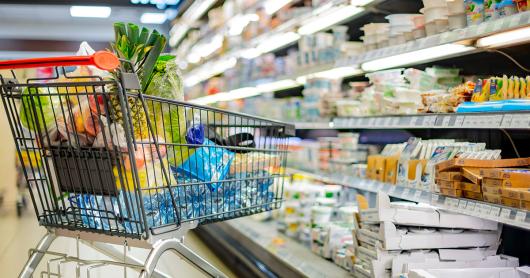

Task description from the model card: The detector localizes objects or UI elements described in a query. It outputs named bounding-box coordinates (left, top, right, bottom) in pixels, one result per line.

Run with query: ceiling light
left=309, top=66, right=363, bottom=79
left=264, top=0, right=293, bottom=15
left=169, top=25, right=189, bottom=47
left=185, top=0, right=217, bottom=22
left=298, top=5, right=364, bottom=35
left=256, top=79, right=300, bottom=92
left=257, top=32, right=300, bottom=54
left=70, top=6, right=111, bottom=18
left=476, top=26, right=530, bottom=48
left=350, top=0, right=376, bottom=6
left=361, top=43, right=475, bottom=72
left=140, top=12, right=167, bottom=24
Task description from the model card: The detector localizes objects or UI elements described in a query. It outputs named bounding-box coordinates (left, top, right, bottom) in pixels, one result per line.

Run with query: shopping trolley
left=0, top=51, right=294, bottom=277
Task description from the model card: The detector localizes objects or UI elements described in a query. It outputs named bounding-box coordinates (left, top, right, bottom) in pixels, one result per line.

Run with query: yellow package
left=490, top=78, right=503, bottom=101
left=514, top=77, right=520, bottom=98
left=527, top=76, right=530, bottom=98
left=502, top=75, right=509, bottom=99
left=507, top=77, right=514, bottom=99
left=481, top=79, right=491, bottom=101
left=520, top=77, right=527, bottom=98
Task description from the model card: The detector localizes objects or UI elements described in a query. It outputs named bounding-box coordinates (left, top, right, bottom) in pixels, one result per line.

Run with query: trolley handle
left=0, top=51, right=120, bottom=71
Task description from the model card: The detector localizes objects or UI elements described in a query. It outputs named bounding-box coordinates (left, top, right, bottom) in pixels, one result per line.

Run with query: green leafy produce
left=20, top=87, right=60, bottom=132
left=145, top=55, right=183, bottom=100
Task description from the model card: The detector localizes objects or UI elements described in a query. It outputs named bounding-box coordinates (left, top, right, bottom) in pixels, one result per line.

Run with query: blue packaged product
left=185, top=124, right=205, bottom=145
left=175, top=139, right=234, bottom=191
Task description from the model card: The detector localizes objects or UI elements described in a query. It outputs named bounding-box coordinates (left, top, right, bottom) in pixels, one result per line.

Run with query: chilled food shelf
left=288, top=168, right=530, bottom=230
left=331, top=112, right=530, bottom=129
left=199, top=217, right=351, bottom=278
left=188, top=11, right=530, bottom=104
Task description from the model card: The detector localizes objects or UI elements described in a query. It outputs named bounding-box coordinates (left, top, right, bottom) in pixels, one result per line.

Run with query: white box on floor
left=360, top=193, right=498, bottom=230
left=403, top=255, right=519, bottom=275
left=408, top=266, right=530, bottom=278
left=381, top=222, right=500, bottom=250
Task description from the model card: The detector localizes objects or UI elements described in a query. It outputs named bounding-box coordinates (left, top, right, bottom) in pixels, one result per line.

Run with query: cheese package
left=501, top=197, right=520, bottom=208
left=437, top=179, right=459, bottom=189
left=436, top=171, right=463, bottom=181
left=482, top=177, right=503, bottom=187
left=502, top=188, right=524, bottom=199
left=463, top=190, right=483, bottom=200
left=483, top=193, right=502, bottom=204
left=521, top=200, right=530, bottom=210
left=479, top=168, right=530, bottom=179
left=461, top=167, right=482, bottom=185
left=437, top=158, right=530, bottom=172
left=481, top=185, right=502, bottom=195
left=459, top=182, right=482, bottom=193
left=384, top=156, right=399, bottom=184
left=440, top=188, right=462, bottom=197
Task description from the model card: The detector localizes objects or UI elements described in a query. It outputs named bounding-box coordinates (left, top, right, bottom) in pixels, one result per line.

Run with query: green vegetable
left=20, top=87, right=60, bottom=132
left=111, top=22, right=167, bottom=91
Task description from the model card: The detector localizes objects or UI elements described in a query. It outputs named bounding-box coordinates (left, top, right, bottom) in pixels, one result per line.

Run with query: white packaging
left=408, top=266, right=530, bottom=278
left=360, top=193, right=499, bottom=230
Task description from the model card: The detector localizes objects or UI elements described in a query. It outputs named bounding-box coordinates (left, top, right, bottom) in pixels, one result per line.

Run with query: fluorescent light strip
left=298, top=5, right=364, bottom=35
left=256, top=32, right=301, bottom=54
left=185, top=0, right=217, bottom=22
left=70, top=6, right=111, bottom=18
left=184, top=57, right=237, bottom=87
left=264, top=0, right=293, bottom=15
left=256, top=79, right=300, bottom=92
left=361, top=43, right=475, bottom=72
left=308, top=66, right=363, bottom=79
left=190, top=87, right=262, bottom=105
left=476, top=26, right=530, bottom=48
left=141, top=12, right=167, bottom=24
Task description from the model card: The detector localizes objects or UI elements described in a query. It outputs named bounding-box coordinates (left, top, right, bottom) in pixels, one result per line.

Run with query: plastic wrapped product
left=175, top=139, right=234, bottom=191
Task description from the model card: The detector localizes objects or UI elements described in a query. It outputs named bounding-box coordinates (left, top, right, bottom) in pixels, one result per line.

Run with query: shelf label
left=474, top=203, right=484, bottom=215
left=458, top=200, right=468, bottom=211
left=442, top=116, right=452, bottom=127
left=432, top=194, right=440, bottom=204
left=501, top=114, right=513, bottom=127
left=490, top=206, right=501, bottom=217
left=402, top=188, right=411, bottom=198
left=454, top=115, right=465, bottom=127
left=414, top=190, right=423, bottom=200
left=515, top=211, right=527, bottom=222
left=500, top=208, right=512, bottom=220
left=466, top=201, right=476, bottom=214
left=481, top=204, right=492, bottom=215
left=383, top=117, right=392, bottom=127
left=445, top=197, right=458, bottom=208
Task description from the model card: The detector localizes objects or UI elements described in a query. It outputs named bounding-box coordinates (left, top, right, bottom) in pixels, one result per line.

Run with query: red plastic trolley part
left=0, top=51, right=120, bottom=71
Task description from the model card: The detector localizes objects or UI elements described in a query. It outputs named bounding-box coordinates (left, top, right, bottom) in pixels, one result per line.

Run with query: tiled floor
left=0, top=187, right=235, bottom=278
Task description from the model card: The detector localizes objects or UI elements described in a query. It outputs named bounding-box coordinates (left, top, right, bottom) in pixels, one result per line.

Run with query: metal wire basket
left=0, top=52, right=294, bottom=242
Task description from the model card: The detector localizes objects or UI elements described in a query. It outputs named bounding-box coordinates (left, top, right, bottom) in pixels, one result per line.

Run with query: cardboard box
left=503, top=179, right=530, bottom=188
left=462, top=167, right=482, bottom=185
left=437, top=179, right=459, bottom=189
left=482, top=185, right=503, bottom=195
left=409, top=267, right=530, bottom=278
left=480, top=168, right=530, bottom=179
left=483, top=177, right=503, bottom=187
left=401, top=254, right=518, bottom=278
left=360, top=193, right=497, bottom=230
left=501, top=197, right=521, bottom=208
left=437, top=158, right=530, bottom=172
left=381, top=222, right=499, bottom=250
left=384, top=156, right=399, bottom=184
left=483, top=193, right=502, bottom=204
left=521, top=200, right=530, bottom=210
left=502, top=188, right=525, bottom=200
left=436, top=171, right=463, bottom=181
left=459, top=182, right=482, bottom=193
left=440, top=187, right=462, bottom=197
left=374, top=155, right=387, bottom=182
left=463, top=190, right=483, bottom=200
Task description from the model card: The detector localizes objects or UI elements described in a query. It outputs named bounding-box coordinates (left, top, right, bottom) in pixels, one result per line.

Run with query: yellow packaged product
left=514, top=77, right=520, bottom=98
left=507, top=77, right=514, bottom=99
left=520, top=77, right=527, bottom=98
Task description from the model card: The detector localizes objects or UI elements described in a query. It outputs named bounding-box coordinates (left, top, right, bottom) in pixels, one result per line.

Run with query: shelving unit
left=187, top=10, right=530, bottom=104
left=287, top=168, right=530, bottom=230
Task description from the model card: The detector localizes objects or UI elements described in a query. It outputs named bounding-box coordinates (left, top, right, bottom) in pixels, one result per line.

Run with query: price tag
left=466, top=201, right=476, bottom=214
left=391, top=117, right=400, bottom=126
left=375, top=117, right=385, bottom=126
left=411, top=116, right=419, bottom=126
left=442, top=116, right=452, bottom=127
left=402, top=188, right=411, bottom=198
left=454, top=115, right=465, bottom=127
left=490, top=206, right=501, bottom=217
left=500, top=208, right=512, bottom=220
left=511, top=114, right=530, bottom=128
left=432, top=194, right=441, bottom=204
left=458, top=200, right=468, bottom=211
left=445, top=198, right=458, bottom=208
left=515, top=211, right=527, bottom=222
left=501, top=114, right=513, bottom=128
left=414, top=190, right=423, bottom=200
left=481, top=204, right=492, bottom=215
left=474, top=203, right=483, bottom=215
left=384, top=117, right=392, bottom=127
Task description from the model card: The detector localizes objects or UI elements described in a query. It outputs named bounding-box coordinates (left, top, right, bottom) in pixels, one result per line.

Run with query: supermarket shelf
left=337, top=11, right=530, bottom=69
left=293, top=121, right=335, bottom=129
left=198, top=217, right=351, bottom=278
left=188, top=11, right=530, bottom=103
left=332, top=112, right=530, bottom=130
left=288, top=168, right=530, bottom=230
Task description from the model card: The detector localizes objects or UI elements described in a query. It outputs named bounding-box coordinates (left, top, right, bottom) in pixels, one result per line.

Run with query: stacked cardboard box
left=353, top=193, right=502, bottom=278
left=435, top=158, right=530, bottom=205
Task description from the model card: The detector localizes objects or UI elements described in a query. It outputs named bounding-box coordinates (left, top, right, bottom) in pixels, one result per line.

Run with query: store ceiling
left=0, top=4, right=170, bottom=58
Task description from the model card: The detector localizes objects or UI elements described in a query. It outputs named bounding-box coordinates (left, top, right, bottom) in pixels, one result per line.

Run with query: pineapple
left=109, top=22, right=166, bottom=140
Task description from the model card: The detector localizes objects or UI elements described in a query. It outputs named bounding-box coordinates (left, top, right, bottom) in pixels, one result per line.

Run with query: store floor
left=0, top=187, right=236, bottom=278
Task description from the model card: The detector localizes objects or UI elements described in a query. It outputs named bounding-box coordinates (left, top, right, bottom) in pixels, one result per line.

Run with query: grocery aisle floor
left=0, top=187, right=236, bottom=278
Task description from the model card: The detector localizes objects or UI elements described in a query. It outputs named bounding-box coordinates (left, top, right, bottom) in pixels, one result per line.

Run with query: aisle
left=0, top=192, right=236, bottom=278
